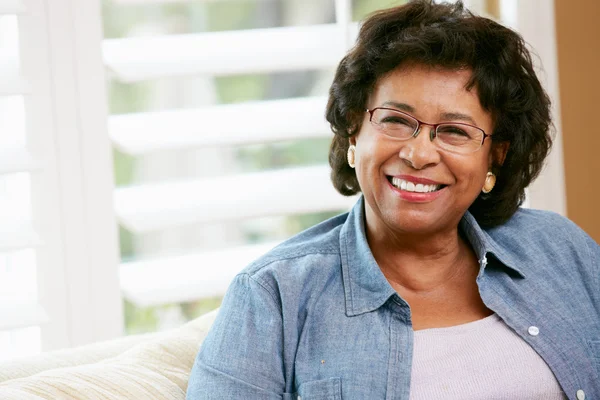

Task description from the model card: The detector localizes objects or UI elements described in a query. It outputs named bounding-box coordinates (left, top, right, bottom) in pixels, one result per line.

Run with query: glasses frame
left=366, top=107, right=491, bottom=153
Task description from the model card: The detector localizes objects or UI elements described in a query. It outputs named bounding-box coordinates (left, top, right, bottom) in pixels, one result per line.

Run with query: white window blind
left=102, top=0, right=368, bottom=333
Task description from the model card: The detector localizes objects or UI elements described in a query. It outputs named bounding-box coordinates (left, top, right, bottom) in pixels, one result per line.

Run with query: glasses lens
left=371, top=109, right=418, bottom=139
left=435, top=124, right=484, bottom=154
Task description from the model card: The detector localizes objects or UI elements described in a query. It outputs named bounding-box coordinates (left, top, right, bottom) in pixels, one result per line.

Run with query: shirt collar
left=340, top=197, right=526, bottom=317
left=459, top=211, right=526, bottom=279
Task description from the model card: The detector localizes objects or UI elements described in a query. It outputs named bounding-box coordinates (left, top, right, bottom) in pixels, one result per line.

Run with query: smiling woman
left=187, top=1, right=600, bottom=399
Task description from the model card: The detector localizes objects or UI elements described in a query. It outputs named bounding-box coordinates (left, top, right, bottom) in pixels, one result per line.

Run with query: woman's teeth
left=390, top=177, right=440, bottom=193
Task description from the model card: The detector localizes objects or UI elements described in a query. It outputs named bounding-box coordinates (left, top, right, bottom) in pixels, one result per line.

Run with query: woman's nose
left=398, top=126, right=441, bottom=170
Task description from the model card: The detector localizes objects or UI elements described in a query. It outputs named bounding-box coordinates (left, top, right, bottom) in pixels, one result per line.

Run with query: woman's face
left=353, top=64, right=506, bottom=236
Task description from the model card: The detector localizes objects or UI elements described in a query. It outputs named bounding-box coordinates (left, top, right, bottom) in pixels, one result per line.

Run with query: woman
left=187, top=1, right=599, bottom=399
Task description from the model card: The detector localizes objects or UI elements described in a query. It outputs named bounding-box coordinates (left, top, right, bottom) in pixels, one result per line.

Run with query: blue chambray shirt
left=187, top=197, right=600, bottom=400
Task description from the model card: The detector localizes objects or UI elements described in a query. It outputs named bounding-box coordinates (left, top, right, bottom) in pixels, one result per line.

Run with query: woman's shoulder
left=489, top=207, right=586, bottom=239
left=485, top=207, right=598, bottom=270
left=237, top=212, right=349, bottom=286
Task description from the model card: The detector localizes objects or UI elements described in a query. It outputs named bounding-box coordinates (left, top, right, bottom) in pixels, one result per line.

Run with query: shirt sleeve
left=186, top=272, right=288, bottom=400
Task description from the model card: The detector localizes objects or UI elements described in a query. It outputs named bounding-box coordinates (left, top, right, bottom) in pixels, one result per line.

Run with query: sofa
left=0, top=309, right=218, bottom=399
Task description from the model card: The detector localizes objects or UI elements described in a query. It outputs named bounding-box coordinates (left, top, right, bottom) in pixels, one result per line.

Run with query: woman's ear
left=491, top=141, right=510, bottom=167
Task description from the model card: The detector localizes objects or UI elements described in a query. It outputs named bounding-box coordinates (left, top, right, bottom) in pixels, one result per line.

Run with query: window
left=102, top=0, right=376, bottom=334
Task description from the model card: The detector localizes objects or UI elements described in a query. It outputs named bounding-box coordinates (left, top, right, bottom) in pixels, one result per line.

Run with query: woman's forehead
left=372, top=66, right=483, bottom=108
left=375, top=65, right=475, bottom=96
left=370, top=65, right=491, bottom=127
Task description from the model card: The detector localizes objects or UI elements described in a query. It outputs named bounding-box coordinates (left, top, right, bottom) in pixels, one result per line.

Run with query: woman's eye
left=381, top=116, right=410, bottom=125
left=439, top=126, right=470, bottom=136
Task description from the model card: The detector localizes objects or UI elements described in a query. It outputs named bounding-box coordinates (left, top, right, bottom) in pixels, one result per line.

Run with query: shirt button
left=528, top=326, right=540, bottom=336
left=576, top=389, right=585, bottom=400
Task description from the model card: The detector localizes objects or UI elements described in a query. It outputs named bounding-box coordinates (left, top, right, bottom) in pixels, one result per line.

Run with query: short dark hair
left=326, top=0, right=553, bottom=227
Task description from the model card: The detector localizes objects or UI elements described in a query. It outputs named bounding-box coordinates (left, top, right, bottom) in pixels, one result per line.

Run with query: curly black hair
left=326, top=0, right=553, bottom=227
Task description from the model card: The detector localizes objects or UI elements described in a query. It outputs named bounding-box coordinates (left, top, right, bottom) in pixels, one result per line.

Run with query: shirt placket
left=478, top=272, right=590, bottom=400
left=386, top=301, right=413, bottom=400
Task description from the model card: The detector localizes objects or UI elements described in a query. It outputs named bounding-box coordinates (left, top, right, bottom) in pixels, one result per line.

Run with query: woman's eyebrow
left=381, top=101, right=415, bottom=113
left=440, top=112, right=477, bottom=125
left=381, top=102, right=478, bottom=125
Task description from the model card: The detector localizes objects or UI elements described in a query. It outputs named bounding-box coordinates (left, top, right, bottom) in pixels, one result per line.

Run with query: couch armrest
left=0, top=332, right=155, bottom=383
left=0, top=308, right=219, bottom=400
left=0, top=308, right=219, bottom=384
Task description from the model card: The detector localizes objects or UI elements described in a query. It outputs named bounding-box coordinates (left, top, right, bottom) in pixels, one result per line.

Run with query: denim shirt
left=187, top=197, right=600, bottom=400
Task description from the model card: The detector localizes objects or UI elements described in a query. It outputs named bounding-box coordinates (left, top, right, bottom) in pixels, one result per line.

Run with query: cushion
left=0, top=309, right=218, bottom=400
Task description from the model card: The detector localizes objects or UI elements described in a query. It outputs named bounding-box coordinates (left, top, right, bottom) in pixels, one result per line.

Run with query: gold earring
left=482, top=171, right=496, bottom=194
left=347, top=145, right=356, bottom=168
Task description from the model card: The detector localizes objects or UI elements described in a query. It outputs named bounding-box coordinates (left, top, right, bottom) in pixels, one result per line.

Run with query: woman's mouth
left=387, top=176, right=446, bottom=193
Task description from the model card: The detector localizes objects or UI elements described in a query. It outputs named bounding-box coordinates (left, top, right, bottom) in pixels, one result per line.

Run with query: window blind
left=103, top=0, right=360, bottom=322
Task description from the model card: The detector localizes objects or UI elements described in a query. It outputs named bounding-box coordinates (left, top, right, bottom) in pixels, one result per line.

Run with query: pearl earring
left=482, top=171, right=496, bottom=194
left=347, top=145, right=356, bottom=168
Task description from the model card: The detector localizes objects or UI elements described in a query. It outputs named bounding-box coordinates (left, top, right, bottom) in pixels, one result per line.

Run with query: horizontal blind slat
left=0, top=148, right=42, bottom=175
left=0, top=0, right=26, bottom=15
left=0, top=303, right=48, bottom=331
left=109, top=96, right=331, bottom=154
left=114, top=165, right=358, bottom=232
left=120, top=241, right=279, bottom=307
left=0, top=76, right=30, bottom=96
left=0, top=224, right=42, bottom=252
left=103, top=23, right=358, bottom=82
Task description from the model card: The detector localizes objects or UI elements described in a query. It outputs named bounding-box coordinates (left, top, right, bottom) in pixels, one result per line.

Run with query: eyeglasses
left=366, top=107, right=491, bottom=154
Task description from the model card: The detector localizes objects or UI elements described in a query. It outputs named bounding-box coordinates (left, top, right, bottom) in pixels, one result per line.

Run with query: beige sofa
left=0, top=309, right=218, bottom=400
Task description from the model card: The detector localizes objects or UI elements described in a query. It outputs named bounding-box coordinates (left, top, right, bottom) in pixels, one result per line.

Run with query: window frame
left=17, top=0, right=122, bottom=351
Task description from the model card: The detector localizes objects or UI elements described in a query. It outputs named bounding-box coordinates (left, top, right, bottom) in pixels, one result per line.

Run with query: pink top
left=409, top=314, right=567, bottom=399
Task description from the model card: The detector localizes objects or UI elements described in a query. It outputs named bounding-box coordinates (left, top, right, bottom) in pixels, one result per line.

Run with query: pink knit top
left=409, top=314, right=567, bottom=399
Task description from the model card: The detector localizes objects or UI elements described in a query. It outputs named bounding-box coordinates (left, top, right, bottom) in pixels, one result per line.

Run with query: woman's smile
left=386, top=175, right=447, bottom=203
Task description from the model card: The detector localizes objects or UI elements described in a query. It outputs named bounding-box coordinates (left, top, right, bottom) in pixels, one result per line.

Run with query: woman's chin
left=380, top=208, right=451, bottom=235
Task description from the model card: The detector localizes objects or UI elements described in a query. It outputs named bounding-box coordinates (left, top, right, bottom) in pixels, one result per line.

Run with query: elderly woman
left=187, top=1, right=599, bottom=399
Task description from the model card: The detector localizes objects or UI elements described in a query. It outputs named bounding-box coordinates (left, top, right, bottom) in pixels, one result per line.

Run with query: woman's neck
left=366, top=217, right=474, bottom=293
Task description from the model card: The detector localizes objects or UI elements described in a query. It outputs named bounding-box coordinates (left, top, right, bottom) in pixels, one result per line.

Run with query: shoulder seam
left=234, top=273, right=282, bottom=313
left=246, top=249, right=340, bottom=274
left=242, top=250, right=341, bottom=309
